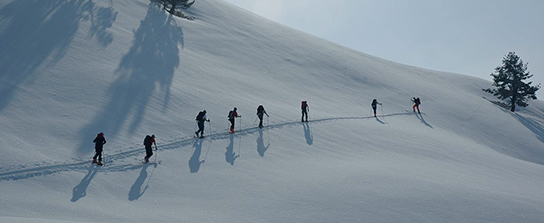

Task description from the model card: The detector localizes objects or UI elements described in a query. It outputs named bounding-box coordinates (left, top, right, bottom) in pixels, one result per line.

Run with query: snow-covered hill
left=1, top=0, right=544, bottom=222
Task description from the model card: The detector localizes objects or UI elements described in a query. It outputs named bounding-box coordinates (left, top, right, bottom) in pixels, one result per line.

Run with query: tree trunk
left=510, top=96, right=516, bottom=112
left=170, top=1, right=177, bottom=14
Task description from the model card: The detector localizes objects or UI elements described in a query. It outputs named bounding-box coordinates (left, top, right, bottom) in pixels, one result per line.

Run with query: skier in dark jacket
left=371, top=99, right=382, bottom=117
left=93, top=132, right=106, bottom=166
left=256, top=105, right=269, bottom=128
left=228, top=107, right=241, bottom=133
left=143, top=135, right=157, bottom=163
left=195, top=110, right=210, bottom=138
left=412, top=97, right=421, bottom=114
left=301, top=101, right=309, bottom=122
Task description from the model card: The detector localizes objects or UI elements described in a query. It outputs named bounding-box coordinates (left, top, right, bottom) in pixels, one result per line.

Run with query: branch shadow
left=71, top=165, right=100, bottom=202
left=77, top=3, right=183, bottom=154
left=88, top=3, right=117, bottom=47
left=0, top=0, right=115, bottom=111
left=512, top=113, right=544, bottom=146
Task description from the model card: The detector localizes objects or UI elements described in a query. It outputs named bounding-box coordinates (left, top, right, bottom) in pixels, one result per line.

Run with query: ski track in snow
left=0, top=111, right=417, bottom=182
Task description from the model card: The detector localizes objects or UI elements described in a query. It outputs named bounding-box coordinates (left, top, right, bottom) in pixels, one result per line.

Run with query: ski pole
left=253, top=117, right=258, bottom=126
left=266, top=115, right=270, bottom=141
left=381, top=104, right=385, bottom=121
left=154, top=144, right=158, bottom=163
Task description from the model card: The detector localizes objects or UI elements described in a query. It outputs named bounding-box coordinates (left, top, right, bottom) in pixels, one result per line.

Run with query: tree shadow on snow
left=512, top=113, right=544, bottom=147
left=77, top=3, right=183, bottom=154
left=509, top=112, right=544, bottom=166
left=0, top=0, right=116, bottom=112
left=71, top=165, right=100, bottom=202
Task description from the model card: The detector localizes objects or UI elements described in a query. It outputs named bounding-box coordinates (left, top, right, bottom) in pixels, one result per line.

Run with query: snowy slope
left=1, top=0, right=544, bottom=222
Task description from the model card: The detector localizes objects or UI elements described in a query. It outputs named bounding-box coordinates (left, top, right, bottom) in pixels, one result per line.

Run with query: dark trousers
left=301, top=111, right=308, bottom=122
left=229, top=118, right=235, bottom=130
left=93, top=147, right=103, bottom=161
left=258, top=114, right=264, bottom=127
left=145, top=146, right=153, bottom=159
left=196, top=121, right=205, bottom=135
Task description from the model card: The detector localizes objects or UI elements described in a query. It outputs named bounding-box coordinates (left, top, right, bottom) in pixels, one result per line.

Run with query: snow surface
left=1, top=0, right=544, bottom=222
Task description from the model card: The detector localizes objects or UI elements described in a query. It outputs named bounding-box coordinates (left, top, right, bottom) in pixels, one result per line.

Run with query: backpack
left=144, top=135, right=151, bottom=146
left=228, top=110, right=234, bottom=120
left=301, top=101, right=307, bottom=110
left=196, top=111, right=205, bottom=121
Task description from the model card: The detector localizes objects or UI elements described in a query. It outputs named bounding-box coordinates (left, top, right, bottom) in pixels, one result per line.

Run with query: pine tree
left=483, top=52, right=540, bottom=112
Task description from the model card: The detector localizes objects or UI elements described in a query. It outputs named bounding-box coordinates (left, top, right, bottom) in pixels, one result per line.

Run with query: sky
left=223, top=0, right=544, bottom=98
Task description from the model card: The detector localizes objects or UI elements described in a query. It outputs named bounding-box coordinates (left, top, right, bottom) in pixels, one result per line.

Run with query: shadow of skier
left=225, top=134, right=240, bottom=165
left=303, top=122, right=313, bottom=145
left=189, top=139, right=205, bottom=173
left=416, top=113, right=433, bottom=129
left=257, top=129, right=270, bottom=157
left=71, top=165, right=100, bottom=202
left=128, top=164, right=150, bottom=201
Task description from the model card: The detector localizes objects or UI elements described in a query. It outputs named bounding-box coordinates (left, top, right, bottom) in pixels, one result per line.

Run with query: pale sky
left=224, top=0, right=544, bottom=99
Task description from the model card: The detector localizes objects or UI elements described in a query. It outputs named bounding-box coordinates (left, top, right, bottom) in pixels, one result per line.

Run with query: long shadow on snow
left=0, top=0, right=116, bottom=111
left=512, top=112, right=544, bottom=145
left=0, top=112, right=414, bottom=181
left=77, top=4, right=183, bottom=154
left=71, top=165, right=100, bottom=202
left=488, top=102, right=544, bottom=165
left=257, top=129, right=270, bottom=157
left=128, top=165, right=150, bottom=201
left=302, top=122, right=313, bottom=145
left=189, top=139, right=205, bottom=173
left=510, top=112, right=544, bottom=165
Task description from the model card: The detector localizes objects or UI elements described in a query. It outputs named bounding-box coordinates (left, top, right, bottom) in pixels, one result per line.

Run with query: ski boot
left=93, top=158, right=98, bottom=164
left=97, top=160, right=103, bottom=166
